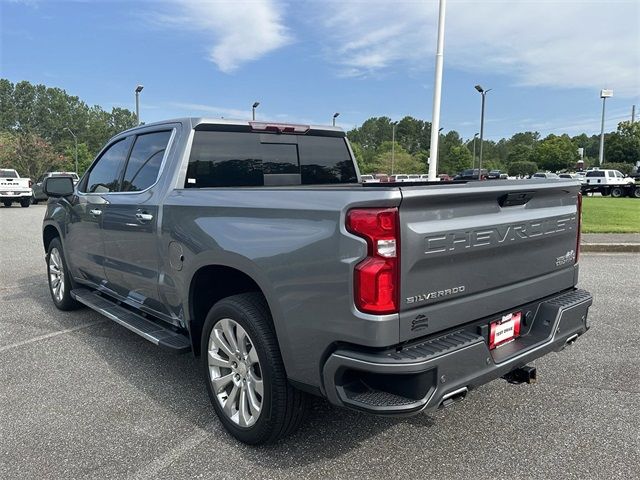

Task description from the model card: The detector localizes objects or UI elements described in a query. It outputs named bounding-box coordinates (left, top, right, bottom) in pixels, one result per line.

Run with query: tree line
left=0, top=79, right=638, bottom=180
left=0, top=79, right=137, bottom=180
left=348, top=116, right=640, bottom=177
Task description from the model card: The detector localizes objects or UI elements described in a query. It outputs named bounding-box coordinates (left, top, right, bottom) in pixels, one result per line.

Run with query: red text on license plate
left=489, top=311, right=522, bottom=349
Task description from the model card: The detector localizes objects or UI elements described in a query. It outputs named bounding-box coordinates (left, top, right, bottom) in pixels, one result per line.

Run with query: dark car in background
left=32, top=172, right=79, bottom=203
left=487, top=170, right=507, bottom=179
left=454, top=168, right=488, bottom=180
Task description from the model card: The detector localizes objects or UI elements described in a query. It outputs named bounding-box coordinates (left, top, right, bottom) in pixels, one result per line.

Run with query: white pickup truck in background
left=581, top=168, right=639, bottom=198
left=0, top=169, right=33, bottom=208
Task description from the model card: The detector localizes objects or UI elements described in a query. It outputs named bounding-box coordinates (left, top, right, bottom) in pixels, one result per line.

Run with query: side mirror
left=43, top=176, right=75, bottom=197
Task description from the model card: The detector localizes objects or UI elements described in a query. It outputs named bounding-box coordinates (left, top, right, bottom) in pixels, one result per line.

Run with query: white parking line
left=129, top=423, right=215, bottom=480
left=0, top=320, right=106, bottom=353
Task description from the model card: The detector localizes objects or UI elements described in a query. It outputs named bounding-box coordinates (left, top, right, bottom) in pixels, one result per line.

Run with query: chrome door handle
left=89, top=209, right=102, bottom=216
left=136, top=212, right=154, bottom=222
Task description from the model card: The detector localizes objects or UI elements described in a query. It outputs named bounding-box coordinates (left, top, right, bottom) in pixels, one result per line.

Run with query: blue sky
left=1, top=0, right=639, bottom=140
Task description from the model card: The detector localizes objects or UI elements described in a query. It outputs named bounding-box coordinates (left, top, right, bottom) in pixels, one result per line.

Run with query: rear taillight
left=28, top=180, right=33, bottom=188
left=346, top=208, right=399, bottom=314
left=576, top=192, right=582, bottom=263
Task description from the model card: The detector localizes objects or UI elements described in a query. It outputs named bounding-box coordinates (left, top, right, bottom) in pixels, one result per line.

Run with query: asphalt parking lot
left=1, top=204, right=638, bottom=480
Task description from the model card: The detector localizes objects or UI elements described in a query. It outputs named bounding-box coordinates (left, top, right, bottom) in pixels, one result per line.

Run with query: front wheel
left=46, top=238, right=81, bottom=311
left=201, top=293, right=307, bottom=444
left=633, top=186, right=640, bottom=199
left=20, top=197, right=30, bottom=207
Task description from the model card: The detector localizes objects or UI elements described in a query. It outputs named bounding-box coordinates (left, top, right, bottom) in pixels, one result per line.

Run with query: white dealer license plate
left=489, top=311, right=522, bottom=349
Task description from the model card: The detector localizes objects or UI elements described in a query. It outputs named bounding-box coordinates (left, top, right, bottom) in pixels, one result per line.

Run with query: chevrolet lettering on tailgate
left=424, top=215, right=576, bottom=254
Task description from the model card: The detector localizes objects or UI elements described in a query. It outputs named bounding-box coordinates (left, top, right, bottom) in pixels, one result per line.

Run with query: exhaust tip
left=439, top=387, right=468, bottom=408
left=565, top=333, right=579, bottom=346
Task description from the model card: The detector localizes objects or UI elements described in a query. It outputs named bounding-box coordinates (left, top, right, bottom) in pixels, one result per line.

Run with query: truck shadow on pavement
left=10, top=276, right=438, bottom=467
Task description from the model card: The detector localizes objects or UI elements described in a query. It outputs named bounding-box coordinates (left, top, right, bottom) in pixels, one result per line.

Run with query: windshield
left=51, top=172, right=79, bottom=180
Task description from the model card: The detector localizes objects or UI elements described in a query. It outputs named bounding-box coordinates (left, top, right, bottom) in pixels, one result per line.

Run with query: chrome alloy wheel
left=208, top=318, right=263, bottom=427
left=49, top=248, right=65, bottom=302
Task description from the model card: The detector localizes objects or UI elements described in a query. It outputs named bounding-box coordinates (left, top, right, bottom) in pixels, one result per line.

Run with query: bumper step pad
left=71, top=288, right=191, bottom=353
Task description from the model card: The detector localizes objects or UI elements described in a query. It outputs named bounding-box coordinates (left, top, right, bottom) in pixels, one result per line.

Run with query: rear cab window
left=586, top=171, right=605, bottom=177
left=185, top=127, right=357, bottom=188
left=0, top=169, right=18, bottom=178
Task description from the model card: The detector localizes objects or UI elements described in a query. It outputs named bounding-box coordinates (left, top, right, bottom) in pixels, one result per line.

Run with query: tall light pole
left=135, top=85, right=144, bottom=124
left=65, top=127, right=78, bottom=173
left=475, top=84, right=491, bottom=179
left=332, top=112, right=340, bottom=126
left=472, top=132, right=479, bottom=169
left=438, top=127, right=444, bottom=171
left=391, top=121, right=398, bottom=175
left=427, top=0, right=447, bottom=181
left=252, top=101, right=260, bottom=121
left=599, top=89, right=613, bottom=165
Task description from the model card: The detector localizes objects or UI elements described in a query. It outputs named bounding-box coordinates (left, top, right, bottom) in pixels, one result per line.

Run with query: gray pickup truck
left=42, top=118, right=592, bottom=444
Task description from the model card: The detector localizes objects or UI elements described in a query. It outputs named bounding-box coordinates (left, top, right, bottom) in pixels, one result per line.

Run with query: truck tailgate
left=398, top=180, right=580, bottom=342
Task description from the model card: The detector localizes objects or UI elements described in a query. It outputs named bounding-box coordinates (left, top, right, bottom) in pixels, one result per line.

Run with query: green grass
left=581, top=197, right=640, bottom=233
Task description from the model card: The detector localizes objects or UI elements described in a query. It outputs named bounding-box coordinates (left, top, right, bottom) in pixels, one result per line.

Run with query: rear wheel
left=611, top=187, right=624, bottom=198
left=201, top=293, right=307, bottom=444
left=2, top=201, right=11, bottom=207
left=47, top=238, right=81, bottom=311
left=20, top=197, right=30, bottom=207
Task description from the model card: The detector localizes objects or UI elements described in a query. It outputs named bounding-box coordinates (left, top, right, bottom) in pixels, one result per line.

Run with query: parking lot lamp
left=599, top=89, right=613, bottom=165
left=135, top=85, right=144, bottom=124
left=65, top=127, right=78, bottom=174
left=333, top=112, right=340, bottom=126
left=252, top=102, right=260, bottom=121
left=391, top=121, right=398, bottom=175
left=473, top=132, right=479, bottom=169
left=475, top=85, right=491, bottom=179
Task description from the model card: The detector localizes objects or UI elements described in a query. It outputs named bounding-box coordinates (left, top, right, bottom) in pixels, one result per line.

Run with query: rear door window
left=121, top=131, right=172, bottom=192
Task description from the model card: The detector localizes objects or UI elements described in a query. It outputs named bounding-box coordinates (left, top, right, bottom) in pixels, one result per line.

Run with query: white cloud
left=156, top=0, right=291, bottom=73
left=311, top=0, right=640, bottom=96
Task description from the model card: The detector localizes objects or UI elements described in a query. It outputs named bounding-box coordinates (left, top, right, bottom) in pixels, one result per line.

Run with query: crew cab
left=42, top=118, right=592, bottom=444
left=0, top=168, right=33, bottom=207
left=581, top=169, right=639, bottom=198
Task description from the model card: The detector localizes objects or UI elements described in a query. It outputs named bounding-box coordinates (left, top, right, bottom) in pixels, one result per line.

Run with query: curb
left=581, top=243, right=640, bottom=253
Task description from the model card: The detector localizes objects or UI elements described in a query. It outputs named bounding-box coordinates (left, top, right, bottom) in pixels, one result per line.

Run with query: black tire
left=601, top=188, right=610, bottom=197
left=633, top=186, right=640, bottom=199
left=201, top=293, right=307, bottom=445
left=46, top=237, right=81, bottom=311
left=610, top=187, right=624, bottom=198
left=20, top=197, right=30, bottom=207
left=2, top=201, right=11, bottom=207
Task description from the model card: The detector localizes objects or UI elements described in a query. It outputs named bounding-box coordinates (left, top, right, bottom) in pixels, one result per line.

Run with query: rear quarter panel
left=160, top=187, right=402, bottom=387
